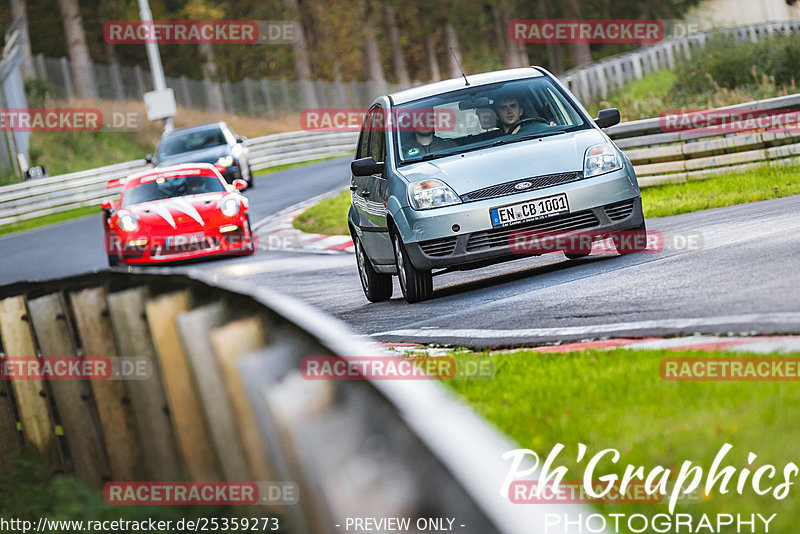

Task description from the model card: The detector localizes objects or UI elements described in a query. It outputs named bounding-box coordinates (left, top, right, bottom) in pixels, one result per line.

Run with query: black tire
left=564, top=250, right=591, bottom=259
left=353, top=234, right=392, bottom=302
left=392, top=231, right=433, bottom=303
left=613, top=222, right=648, bottom=254
left=244, top=216, right=256, bottom=255
left=107, top=254, right=119, bottom=267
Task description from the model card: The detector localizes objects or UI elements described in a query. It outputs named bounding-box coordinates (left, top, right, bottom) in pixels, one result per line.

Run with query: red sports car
left=102, top=164, right=256, bottom=266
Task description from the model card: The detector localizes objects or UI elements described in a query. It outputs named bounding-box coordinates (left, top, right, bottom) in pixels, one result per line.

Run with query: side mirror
left=100, top=200, right=116, bottom=211
left=145, top=154, right=153, bottom=164
left=232, top=179, right=248, bottom=190
left=595, top=108, right=621, bottom=129
left=351, top=157, right=384, bottom=177
left=236, top=136, right=246, bottom=143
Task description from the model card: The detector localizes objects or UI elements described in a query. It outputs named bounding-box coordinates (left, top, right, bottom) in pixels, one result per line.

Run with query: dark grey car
left=149, top=122, right=253, bottom=188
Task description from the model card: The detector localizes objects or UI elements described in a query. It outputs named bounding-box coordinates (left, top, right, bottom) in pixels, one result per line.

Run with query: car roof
left=161, top=122, right=227, bottom=138
left=122, top=163, right=223, bottom=191
left=387, top=67, right=546, bottom=105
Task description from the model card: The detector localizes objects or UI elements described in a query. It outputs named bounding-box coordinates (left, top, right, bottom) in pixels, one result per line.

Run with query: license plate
left=490, top=193, right=569, bottom=227
left=166, top=232, right=206, bottom=247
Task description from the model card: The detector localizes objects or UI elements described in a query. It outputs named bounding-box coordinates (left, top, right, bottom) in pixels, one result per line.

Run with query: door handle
left=349, top=185, right=357, bottom=191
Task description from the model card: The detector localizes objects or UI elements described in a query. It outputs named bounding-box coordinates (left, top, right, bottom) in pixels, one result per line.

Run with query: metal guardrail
left=605, top=93, right=800, bottom=186
left=0, top=271, right=601, bottom=534
left=2, top=91, right=799, bottom=227
left=0, top=131, right=357, bottom=227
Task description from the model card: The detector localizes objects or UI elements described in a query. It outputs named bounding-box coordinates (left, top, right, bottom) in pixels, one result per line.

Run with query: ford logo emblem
left=514, top=181, right=532, bottom=190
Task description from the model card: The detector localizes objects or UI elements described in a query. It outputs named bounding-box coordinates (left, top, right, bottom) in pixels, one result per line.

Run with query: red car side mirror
left=100, top=200, right=115, bottom=211
left=232, top=179, right=248, bottom=190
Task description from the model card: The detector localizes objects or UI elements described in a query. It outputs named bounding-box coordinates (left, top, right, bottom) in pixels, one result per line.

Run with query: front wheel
left=354, top=234, right=392, bottom=302
left=107, top=254, right=119, bottom=267
left=392, top=232, right=432, bottom=303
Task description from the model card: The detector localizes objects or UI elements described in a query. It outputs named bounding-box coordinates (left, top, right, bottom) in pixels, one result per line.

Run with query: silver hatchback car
left=348, top=67, right=644, bottom=303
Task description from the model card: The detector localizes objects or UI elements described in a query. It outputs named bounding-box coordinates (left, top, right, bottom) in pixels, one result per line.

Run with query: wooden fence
left=0, top=271, right=596, bottom=534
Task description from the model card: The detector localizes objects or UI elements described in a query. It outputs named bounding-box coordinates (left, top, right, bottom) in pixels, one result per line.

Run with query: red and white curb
left=252, top=195, right=353, bottom=254
left=381, top=335, right=800, bottom=355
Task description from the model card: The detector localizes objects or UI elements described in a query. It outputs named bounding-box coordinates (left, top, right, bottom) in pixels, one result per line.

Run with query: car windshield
left=158, top=127, right=227, bottom=158
left=121, top=175, right=226, bottom=207
left=394, top=76, right=589, bottom=165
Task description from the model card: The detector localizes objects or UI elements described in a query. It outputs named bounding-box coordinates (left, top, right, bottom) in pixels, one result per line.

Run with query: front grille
left=604, top=199, right=635, bottom=221
left=159, top=238, right=218, bottom=256
left=419, top=236, right=458, bottom=257
left=466, top=210, right=600, bottom=251
left=460, top=172, right=583, bottom=202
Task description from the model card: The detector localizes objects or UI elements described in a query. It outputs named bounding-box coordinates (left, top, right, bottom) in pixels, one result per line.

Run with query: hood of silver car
left=396, top=129, right=608, bottom=196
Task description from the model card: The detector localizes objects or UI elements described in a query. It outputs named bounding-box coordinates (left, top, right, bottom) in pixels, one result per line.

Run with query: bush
left=674, top=33, right=800, bottom=97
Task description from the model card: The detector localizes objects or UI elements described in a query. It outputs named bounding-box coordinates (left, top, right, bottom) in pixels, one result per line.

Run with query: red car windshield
left=121, top=175, right=226, bottom=207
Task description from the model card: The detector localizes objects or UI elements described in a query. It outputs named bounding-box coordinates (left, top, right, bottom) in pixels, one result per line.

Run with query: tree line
left=4, top=0, right=701, bottom=100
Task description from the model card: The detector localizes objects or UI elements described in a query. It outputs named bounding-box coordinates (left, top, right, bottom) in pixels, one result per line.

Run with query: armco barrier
left=0, top=130, right=358, bottom=227
left=3, top=91, right=800, bottom=228
left=0, top=271, right=604, bottom=534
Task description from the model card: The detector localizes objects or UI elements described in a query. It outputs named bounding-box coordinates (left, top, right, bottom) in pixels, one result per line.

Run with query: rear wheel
left=613, top=222, right=648, bottom=254
left=392, top=231, right=432, bottom=303
left=354, top=234, right=392, bottom=302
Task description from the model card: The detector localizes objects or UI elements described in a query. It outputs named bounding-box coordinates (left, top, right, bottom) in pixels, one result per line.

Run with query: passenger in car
left=401, top=109, right=458, bottom=158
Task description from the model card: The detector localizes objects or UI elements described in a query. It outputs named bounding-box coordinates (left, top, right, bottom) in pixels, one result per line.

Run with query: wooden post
left=27, top=293, right=111, bottom=487
left=0, top=296, right=61, bottom=469
left=260, top=79, right=275, bottom=118
left=0, top=379, right=22, bottom=470
left=210, top=317, right=274, bottom=481
left=69, top=287, right=145, bottom=481
left=145, top=291, right=220, bottom=481
left=176, top=303, right=250, bottom=481
left=107, top=287, right=182, bottom=480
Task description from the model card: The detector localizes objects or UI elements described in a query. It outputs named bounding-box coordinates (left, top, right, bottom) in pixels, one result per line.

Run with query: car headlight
left=118, top=213, right=139, bottom=232
left=217, top=156, right=234, bottom=167
left=408, top=179, right=461, bottom=210
left=584, top=143, right=622, bottom=178
left=220, top=197, right=240, bottom=216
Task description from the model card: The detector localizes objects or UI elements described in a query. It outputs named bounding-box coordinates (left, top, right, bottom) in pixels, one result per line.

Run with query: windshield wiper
left=491, top=130, right=567, bottom=147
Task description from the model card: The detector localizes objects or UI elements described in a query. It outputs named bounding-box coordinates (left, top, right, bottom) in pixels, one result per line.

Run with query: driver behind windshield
left=494, top=95, right=524, bottom=134
left=401, top=108, right=457, bottom=158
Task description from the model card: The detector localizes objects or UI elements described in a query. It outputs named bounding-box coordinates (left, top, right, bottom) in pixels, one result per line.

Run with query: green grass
left=444, top=347, right=800, bottom=533
left=292, top=164, right=800, bottom=236
left=588, top=69, right=678, bottom=119
left=1, top=132, right=150, bottom=187
left=641, top=164, right=800, bottom=218
left=293, top=190, right=351, bottom=236
left=0, top=206, right=100, bottom=237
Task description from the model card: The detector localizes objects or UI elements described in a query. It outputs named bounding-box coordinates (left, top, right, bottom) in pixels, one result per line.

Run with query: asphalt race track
left=2, top=157, right=799, bottom=347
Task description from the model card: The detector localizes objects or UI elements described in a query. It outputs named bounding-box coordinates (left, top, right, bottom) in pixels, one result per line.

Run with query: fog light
left=127, top=238, right=148, bottom=247
left=219, top=224, right=239, bottom=233
left=452, top=224, right=460, bottom=232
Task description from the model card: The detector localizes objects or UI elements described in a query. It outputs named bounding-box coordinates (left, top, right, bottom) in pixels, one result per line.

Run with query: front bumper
left=108, top=224, right=254, bottom=264
left=404, top=196, right=643, bottom=270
